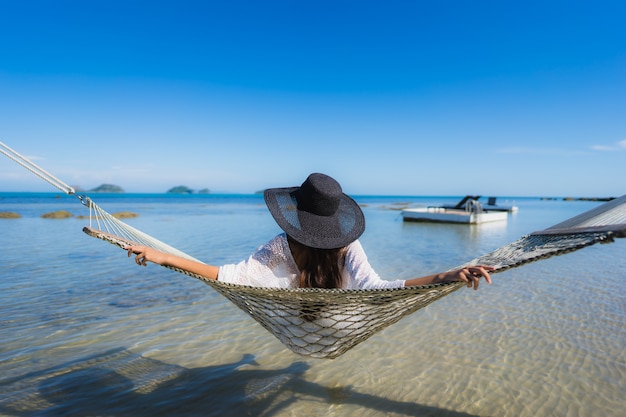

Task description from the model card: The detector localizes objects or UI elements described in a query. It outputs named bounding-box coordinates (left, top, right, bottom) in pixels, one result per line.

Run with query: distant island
left=68, top=184, right=212, bottom=194
left=166, top=185, right=210, bottom=194
left=167, top=185, right=193, bottom=194
left=90, top=184, right=125, bottom=193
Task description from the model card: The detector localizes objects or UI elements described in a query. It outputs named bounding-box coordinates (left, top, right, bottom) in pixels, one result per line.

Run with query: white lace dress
left=218, top=233, right=405, bottom=289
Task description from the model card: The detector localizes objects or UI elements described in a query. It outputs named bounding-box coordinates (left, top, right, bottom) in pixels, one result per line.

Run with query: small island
left=167, top=185, right=194, bottom=194
left=90, top=184, right=125, bottom=193
left=166, top=186, right=210, bottom=194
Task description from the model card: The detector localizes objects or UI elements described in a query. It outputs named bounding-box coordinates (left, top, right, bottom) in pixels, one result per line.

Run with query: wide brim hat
left=264, top=173, right=365, bottom=249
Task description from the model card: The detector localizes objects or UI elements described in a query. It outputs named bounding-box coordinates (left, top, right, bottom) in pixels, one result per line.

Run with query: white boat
left=481, top=196, right=519, bottom=213
left=402, top=199, right=509, bottom=224
left=442, top=195, right=518, bottom=213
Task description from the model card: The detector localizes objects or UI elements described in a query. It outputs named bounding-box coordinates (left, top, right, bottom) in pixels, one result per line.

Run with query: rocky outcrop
left=0, top=212, right=21, bottom=219
left=41, top=210, right=73, bottom=219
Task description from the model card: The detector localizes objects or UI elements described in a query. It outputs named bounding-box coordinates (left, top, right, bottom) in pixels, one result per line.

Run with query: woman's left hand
left=448, top=265, right=494, bottom=290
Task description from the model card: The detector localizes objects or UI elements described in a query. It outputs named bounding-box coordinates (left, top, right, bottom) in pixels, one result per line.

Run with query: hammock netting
left=2, top=141, right=625, bottom=359
left=82, top=194, right=626, bottom=358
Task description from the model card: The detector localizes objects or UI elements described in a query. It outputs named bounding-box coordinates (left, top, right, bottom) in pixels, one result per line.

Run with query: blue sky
left=1, top=0, right=624, bottom=196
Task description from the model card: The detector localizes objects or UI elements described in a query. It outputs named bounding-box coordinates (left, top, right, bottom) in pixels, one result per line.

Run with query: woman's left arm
left=404, top=265, right=494, bottom=290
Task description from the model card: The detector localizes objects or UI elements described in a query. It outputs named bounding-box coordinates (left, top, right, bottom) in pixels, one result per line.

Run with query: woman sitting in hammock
left=127, top=173, right=493, bottom=290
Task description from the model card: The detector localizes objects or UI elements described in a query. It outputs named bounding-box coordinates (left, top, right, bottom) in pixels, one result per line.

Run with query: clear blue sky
left=1, top=0, right=624, bottom=196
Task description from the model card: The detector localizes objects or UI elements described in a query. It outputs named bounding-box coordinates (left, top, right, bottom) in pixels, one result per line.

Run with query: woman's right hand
left=124, top=245, right=220, bottom=280
left=126, top=245, right=168, bottom=267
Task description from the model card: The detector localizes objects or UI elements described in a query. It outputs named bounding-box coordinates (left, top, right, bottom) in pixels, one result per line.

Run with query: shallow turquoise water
left=0, top=194, right=624, bottom=416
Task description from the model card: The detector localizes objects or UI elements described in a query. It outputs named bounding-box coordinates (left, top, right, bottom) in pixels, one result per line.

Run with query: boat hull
left=481, top=204, right=519, bottom=213
left=401, top=207, right=508, bottom=224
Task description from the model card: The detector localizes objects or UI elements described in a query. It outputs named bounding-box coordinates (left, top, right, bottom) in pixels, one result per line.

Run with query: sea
left=0, top=192, right=624, bottom=417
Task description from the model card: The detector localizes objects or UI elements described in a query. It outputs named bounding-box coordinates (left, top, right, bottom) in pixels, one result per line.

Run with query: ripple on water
left=1, top=198, right=624, bottom=416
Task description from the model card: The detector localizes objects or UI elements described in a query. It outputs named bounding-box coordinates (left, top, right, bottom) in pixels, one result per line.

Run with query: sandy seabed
left=0, top=195, right=624, bottom=416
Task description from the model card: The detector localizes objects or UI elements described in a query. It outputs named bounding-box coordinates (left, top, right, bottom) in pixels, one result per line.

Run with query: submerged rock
left=112, top=212, right=139, bottom=219
left=0, top=211, right=21, bottom=219
left=41, top=210, right=73, bottom=219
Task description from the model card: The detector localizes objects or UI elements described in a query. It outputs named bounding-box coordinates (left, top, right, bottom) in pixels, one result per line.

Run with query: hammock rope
left=82, top=197, right=626, bottom=358
left=0, top=141, right=76, bottom=195
left=3, top=141, right=625, bottom=359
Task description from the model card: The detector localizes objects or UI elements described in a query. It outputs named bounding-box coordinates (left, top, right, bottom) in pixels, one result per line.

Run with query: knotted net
left=83, top=194, right=626, bottom=358
left=2, top=141, right=624, bottom=359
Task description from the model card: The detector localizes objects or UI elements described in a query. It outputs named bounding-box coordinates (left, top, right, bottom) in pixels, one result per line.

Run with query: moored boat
left=402, top=198, right=509, bottom=224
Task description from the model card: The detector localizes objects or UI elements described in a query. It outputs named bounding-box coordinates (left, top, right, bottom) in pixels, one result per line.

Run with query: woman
left=126, top=173, right=493, bottom=290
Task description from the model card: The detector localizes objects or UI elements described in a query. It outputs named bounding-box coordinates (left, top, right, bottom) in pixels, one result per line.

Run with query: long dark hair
left=287, top=236, right=346, bottom=289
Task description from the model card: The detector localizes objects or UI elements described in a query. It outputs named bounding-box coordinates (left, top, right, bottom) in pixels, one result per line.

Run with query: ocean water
left=0, top=193, right=624, bottom=417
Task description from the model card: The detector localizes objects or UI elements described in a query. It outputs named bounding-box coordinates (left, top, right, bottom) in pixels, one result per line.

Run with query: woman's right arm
left=126, top=245, right=219, bottom=280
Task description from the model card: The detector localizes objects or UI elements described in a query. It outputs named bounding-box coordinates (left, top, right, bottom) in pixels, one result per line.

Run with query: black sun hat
left=264, top=173, right=365, bottom=249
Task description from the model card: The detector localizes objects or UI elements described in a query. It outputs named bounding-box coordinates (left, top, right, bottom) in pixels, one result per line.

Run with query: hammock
left=3, top=141, right=626, bottom=359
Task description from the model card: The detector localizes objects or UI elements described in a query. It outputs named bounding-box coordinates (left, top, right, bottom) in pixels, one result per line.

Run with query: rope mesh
left=83, top=195, right=626, bottom=358
left=2, top=142, right=624, bottom=359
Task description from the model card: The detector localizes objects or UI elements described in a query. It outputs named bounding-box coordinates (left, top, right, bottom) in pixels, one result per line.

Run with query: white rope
left=0, top=141, right=75, bottom=195
left=0, top=141, right=199, bottom=261
left=82, top=197, right=201, bottom=262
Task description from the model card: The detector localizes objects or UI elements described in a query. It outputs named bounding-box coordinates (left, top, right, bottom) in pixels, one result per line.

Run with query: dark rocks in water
left=542, top=196, right=615, bottom=202
left=563, top=197, right=615, bottom=202
left=42, top=210, right=73, bottom=219
left=112, top=211, right=139, bottom=219
left=0, top=211, right=21, bottom=219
